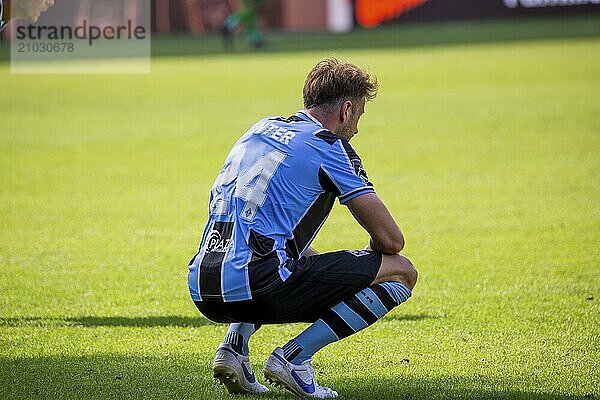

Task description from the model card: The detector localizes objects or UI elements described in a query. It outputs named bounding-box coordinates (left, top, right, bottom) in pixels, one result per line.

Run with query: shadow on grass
left=386, top=313, right=443, bottom=322
left=0, top=315, right=214, bottom=328
left=0, top=314, right=438, bottom=328
left=68, top=315, right=215, bottom=328
left=0, top=354, right=590, bottom=400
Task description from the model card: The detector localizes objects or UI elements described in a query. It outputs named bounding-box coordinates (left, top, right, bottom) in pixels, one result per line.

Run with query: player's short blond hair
left=303, top=58, right=378, bottom=113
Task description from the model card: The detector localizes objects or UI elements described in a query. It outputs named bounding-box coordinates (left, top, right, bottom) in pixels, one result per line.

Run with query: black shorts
left=194, top=250, right=382, bottom=324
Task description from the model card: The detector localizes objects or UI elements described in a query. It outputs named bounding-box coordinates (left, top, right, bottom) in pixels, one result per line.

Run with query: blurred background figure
left=221, top=0, right=265, bottom=49
left=0, top=0, right=55, bottom=31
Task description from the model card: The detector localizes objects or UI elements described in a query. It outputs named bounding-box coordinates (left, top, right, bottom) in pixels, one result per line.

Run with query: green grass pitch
left=1, top=20, right=599, bottom=399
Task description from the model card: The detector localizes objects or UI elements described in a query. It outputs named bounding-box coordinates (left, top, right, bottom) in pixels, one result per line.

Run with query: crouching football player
left=188, top=58, right=418, bottom=398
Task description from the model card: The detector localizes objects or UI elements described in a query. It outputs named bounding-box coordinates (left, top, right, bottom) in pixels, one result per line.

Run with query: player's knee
left=390, top=255, right=418, bottom=290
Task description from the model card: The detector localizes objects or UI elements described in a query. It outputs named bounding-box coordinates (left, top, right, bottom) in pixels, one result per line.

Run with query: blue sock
left=282, top=282, right=412, bottom=364
left=223, top=323, right=261, bottom=356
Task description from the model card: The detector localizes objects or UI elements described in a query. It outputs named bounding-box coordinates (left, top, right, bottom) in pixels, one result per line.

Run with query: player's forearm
left=347, top=193, right=404, bottom=255
left=369, top=234, right=404, bottom=255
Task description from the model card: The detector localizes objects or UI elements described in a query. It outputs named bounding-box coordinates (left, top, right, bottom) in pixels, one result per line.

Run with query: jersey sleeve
left=318, top=135, right=375, bottom=204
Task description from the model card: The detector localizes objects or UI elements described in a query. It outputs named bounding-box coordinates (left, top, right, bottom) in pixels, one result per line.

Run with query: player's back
left=189, top=111, right=374, bottom=302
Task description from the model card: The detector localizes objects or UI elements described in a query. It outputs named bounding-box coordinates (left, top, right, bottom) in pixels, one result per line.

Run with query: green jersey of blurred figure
left=0, top=0, right=55, bottom=32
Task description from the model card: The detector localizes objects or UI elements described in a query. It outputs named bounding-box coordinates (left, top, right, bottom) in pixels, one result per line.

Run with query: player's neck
left=305, top=108, right=342, bottom=137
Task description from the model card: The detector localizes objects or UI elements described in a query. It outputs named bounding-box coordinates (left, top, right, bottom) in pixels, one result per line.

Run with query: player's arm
left=346, top=193, right=404, bottom=254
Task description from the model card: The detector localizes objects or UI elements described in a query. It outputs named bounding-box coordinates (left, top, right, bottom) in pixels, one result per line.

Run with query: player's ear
left=340, top=100, right=353, bottom=123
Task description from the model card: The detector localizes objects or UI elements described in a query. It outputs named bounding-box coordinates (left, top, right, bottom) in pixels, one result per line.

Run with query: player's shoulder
left=314, top=130, right=361, bottom=162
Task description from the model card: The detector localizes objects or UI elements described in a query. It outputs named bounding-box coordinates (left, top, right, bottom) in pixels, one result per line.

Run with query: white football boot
left=212, top=343, right=269, bottom=394
left=263, top=347, right=338, bottom=398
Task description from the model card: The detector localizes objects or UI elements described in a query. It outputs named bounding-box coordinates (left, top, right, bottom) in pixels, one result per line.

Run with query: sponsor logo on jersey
left=206, top=230, right=232, bottom=252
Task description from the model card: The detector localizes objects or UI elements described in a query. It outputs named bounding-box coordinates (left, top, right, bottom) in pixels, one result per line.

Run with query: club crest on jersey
left=206, top=230, right=232, bottom=252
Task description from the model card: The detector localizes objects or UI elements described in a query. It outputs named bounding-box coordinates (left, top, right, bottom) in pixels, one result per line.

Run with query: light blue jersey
left=188, top=111, right=375, bottom=302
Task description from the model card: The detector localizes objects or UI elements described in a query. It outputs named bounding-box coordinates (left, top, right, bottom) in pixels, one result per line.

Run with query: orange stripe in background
left=355, top=0, right=429, bottom=28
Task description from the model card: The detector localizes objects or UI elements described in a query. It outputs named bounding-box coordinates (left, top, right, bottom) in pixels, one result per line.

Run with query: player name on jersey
left=251, top=120, right=297, bottom=145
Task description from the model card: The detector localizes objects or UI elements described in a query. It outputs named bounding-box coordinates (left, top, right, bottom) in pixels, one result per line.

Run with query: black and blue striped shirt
left=188, top=111, right=375, bottom=302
